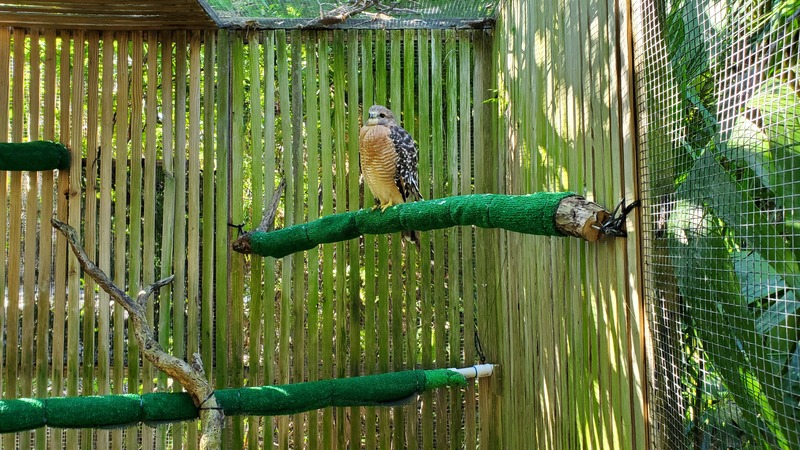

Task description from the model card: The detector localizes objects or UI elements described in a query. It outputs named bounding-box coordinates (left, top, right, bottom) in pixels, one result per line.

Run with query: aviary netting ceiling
left=0, top=0, right=500, bottom=30
left=205, top=0, right=500, bottom=29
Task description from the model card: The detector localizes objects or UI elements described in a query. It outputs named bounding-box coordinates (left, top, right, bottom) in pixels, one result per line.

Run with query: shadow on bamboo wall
left=0, top=27, right=496, bottom=449
left=490, top=0, right=646, bottom=449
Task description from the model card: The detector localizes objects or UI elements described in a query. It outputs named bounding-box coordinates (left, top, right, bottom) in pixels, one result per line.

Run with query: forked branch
left=51, top=218, right=223, bottom=450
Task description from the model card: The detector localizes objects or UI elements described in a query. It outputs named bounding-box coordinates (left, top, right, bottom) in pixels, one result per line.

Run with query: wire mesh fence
left=203, top=0, right=499, bottom=29
left=633, top=0, right=800, bottom=448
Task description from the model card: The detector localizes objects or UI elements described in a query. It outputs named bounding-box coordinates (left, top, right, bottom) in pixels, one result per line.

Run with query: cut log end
left=555, top=195, right=611, bottom=242
left=231, top=234, right=252, bottom=254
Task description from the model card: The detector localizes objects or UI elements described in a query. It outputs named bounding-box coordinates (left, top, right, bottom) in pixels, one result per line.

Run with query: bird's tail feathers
left=402, top=229, right=421, bottom=250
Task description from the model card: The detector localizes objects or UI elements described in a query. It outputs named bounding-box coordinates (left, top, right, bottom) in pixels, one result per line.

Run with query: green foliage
left=660, top=0, right=800, bottom=447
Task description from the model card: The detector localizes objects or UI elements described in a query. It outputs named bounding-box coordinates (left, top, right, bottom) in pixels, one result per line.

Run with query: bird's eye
left=379, top=113, right=385, bottom=118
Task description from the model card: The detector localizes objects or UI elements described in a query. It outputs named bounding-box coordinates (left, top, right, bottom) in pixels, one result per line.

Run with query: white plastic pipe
left=447, top=364, right=495, bottom=379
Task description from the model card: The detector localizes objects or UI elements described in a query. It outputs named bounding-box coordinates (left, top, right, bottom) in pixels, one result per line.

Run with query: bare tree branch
left=137, top=275, right=175, bottom=307
left=258, top=177, right=286, bottom=232
left=232, top=177, right=286, bottom=254
left=51, top=218, right=224, bottom=450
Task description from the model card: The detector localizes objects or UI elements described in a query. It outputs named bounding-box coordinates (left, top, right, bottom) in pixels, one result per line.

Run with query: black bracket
left=593, top=198, right=640, bottom=237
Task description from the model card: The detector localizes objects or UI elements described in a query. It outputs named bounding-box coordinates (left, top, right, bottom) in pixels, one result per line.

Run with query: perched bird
left=359, top=104, right=422, bottom=243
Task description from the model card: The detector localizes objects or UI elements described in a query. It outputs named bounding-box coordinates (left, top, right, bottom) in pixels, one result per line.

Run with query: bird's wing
left=389, top=125, right=422, bottom=202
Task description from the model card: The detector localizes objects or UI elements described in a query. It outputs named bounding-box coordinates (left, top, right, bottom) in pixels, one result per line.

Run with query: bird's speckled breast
left=359, top=125, right=403, bottom=206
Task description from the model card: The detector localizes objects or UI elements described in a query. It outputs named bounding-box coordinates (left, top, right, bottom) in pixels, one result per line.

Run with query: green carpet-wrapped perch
left=0, top=141, right=70, bottom=171
left=0, top=369, right=467, bottom=433
left=234, top=192, right=623, bottom=258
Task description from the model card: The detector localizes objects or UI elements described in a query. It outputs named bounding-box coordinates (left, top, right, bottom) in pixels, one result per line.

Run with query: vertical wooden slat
left=564, top=0, right=584, bottom=446
left=229, top=31, right=246, bottom=448
left=499, top=3, right=522, bottom=445
left=261, top=29, right=277, bottom=450
left=23, top=35, right=36, bottom=448
left=597, top=0, right=620, bottom=443
left=546, top=1, right=561, bottom=449
left=444, top=28, right=463, bottom=450
left=81, top=42, right=99, bottom=450
left=602, top=0, right=630, bottom=445
left=360, top=30, right=377, bottom=450
left=275, top=28, right=292, bottom=450
left=318, top=30, right=335, bottom=450
left=333, top=30, right=351, bottom=448
left=304, top=30, right=320, bottom=450
left=290, top=29, right=306, bottom=450
left=416, top=28, right=434, bottom=450
left=37, top=28, right=57, bottom=450
left=20, top=28, right=38, bottom=450
left=400, top=28, right=418, bottom=447
left=213, top=28, right=231, bottom=448
left=388, top=29, right=405, bottom=450
left=143, top=31, right=160, bottom=450
left=125, top=31, right=144, bottom=450
left=476, top=24, right=502, bottom=450
left=345, top=29, right=362, bottom=449
left=172, top=30, right=188, bottom=450
left=201, top=29, right=216, bottom=400
left=66, top=28, right=85, bottom=450
left=618, top=0, right=647, bottom=445
left=158, top=35, right=175, bottom=439
left=331, top=29, right=348, bottom=449
left=0, top=30, right=9, bottom=438
left=0, top=26, right=11, bottom=443
left=577, top=0, right=601, bottom=445
left=588, top=0, right=614, bottom=443
left=158, top=41, right=176, bottom=450
left=112, top=30, right=129, bottom=450
left=373, top=28, right=391, bottom=450
left=0, top=27, right=7, bottom=448
left=573, top=0, right=594, bottom=445
left=79, top=33, right=99, bottom=450
left=246, top=31, right=264, bottom=450
left=186, top=29, right=202, bottom=450
left=458, top=30, right=477, bottom=450
left=95, top=30, right=115, bottom=450
left=429, top=27, right=448, bottom=450
left=50, top=29, right=70, bottom=450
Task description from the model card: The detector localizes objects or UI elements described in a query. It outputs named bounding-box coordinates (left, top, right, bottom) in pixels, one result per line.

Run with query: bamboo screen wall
left=489, top=0, right=645, bottom=449
left=0, top=28, right=495, bottom=449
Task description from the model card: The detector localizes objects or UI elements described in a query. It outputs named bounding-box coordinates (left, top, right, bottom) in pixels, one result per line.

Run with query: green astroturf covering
left=0, top=141, right=70, bottom=171
left=0, top=369, right=466, bottom=433
left=248, top=192, right=575, bottom=258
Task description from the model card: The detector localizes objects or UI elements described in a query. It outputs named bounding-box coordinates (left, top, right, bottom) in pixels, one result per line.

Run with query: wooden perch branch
left=51, top=218, right=223, bottom=450
left=232, top=178, right=285, bottom=254
left=257, top=178, right=286, bottom=233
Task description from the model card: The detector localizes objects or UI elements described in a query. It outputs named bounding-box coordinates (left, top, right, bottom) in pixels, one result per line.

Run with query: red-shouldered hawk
left=359, top=104, right=422, bottom=243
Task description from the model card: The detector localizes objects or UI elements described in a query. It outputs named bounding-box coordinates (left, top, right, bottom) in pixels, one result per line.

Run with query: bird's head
left=365, top=105, right=397, bottom=126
